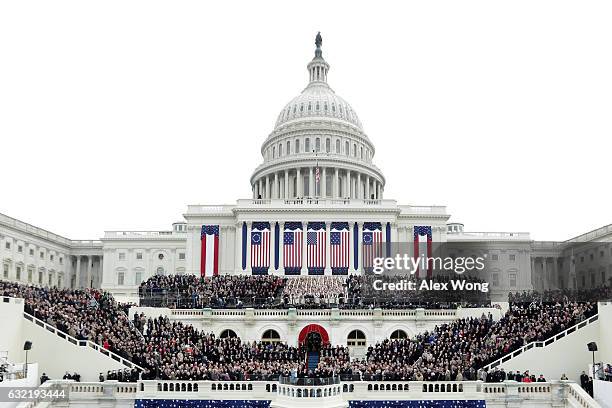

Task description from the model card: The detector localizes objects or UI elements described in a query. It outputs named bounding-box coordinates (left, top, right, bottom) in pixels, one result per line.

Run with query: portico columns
left=334, top=168, right=339, bottom=198
left=274, top=172, right=279, bottom=199
left=86, top=256, right=92, bottom=288
left=346, top=170, right=351, bottom=199
left=365, top=177, right=370, bottom=199
left=284, top=170, right=289, bottom=199
left=265, top=175, right=270, bottom=199
left=309, top=167, right=314, bottom=197
left=296, top=168, right=302, bottom=197
left=357, top=173, right=361, bottom=199
left=75, top=256, right=81, bottom=289
left=322, top=167, right=327, bottom=198
left=542, top=257, right=548, bottom=291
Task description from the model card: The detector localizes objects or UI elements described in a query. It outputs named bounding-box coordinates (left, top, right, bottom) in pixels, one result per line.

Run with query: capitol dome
left=251, top=33, right=385, bottom=201
left=274, top=81, right=363, bottom=130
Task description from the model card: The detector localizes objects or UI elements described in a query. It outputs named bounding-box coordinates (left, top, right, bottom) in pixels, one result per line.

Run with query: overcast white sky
left=0, top=1, right=610, bottom=241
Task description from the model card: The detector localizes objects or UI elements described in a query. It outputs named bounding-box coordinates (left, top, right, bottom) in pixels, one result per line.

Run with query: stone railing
left=22, top=312, right=143, bottom=371
left=17, top=380, right=602, bottom=408
left=482, top=313, right=599, bottom=370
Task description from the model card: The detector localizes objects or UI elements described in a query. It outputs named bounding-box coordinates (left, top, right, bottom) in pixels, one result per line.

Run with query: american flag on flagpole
left=330, top=222, right=350, bottom=274
left=251, top=222, right=270, bottom=273
left=362, top=222, right=383, bottom=272
left=200, top=225, right=219, bottom=277
left=307, top=222, right=326, bottom=274
left=283, top=222, right=302, bottom=274
left=414, top=225, right=433, bottom=278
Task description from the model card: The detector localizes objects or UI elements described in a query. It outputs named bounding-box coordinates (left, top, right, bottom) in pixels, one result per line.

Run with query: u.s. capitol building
left=1, top=34, right=610, bottom=302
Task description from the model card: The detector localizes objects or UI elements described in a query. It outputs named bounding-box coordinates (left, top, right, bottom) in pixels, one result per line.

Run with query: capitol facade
left=1, top=34, right=611, bottom=303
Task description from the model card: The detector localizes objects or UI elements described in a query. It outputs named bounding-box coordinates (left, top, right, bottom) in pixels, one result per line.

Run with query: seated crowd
left=1, top=279, right=596, bottom=382
left=138, top=274, right=491, bottom=310
left=509, top=285, right=612, bottom=303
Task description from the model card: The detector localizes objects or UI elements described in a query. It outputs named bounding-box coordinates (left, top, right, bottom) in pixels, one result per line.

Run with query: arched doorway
left=298, top=324, right=330, bottom=346
left=298, top=324, right=329, bottom=374
left=390, top=329, right=408, bottom=340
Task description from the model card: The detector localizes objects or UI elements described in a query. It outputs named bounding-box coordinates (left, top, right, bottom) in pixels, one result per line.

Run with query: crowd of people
left=509, top=285, right=612, bottom=303
left=1, top=278, right=599, bottom=383
left=138, top=274, right=491, bottom=310
left=139, top=275, right=284, bottom=309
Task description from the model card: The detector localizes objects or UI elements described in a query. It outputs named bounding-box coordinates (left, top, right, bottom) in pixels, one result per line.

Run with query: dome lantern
left=307, top=32, right=330, bottom=85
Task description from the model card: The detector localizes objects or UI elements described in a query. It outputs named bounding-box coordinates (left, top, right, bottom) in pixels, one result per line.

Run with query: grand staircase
left=307, top=351, right=319, bottom=371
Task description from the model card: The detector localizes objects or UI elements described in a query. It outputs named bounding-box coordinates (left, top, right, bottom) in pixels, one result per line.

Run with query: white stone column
left=365, top=177, right=370, bottom=200
left=334, top=168, right=339, bottom=198
left=235, top=223, right=242, bottom=274
left=309, top=167, right=314, bottom=197
left=357, top=173, right=361, bottom=199
left=284, top=170, right=289, bottom=199
left=265, top=175, right=270, bottom=199
left=541, top=257, right=547, bottom=291
left=346, top=170, right=351, bottom=199
left=75, top=256, right=81, bottom=289
left=258, top=179, right=263, bottom=199
left=552, top=258, right=558, bottom=289
left=296, top=168, right=302, bottom=197
left=322, top=167, right=327, bottom=198
left=246, top=222, right=252, bottom=274
left=274, top=172, right=279, bottom=199
left=86, top=256, right=92, bottom=288
left=324, top=222, right=331, bottom=275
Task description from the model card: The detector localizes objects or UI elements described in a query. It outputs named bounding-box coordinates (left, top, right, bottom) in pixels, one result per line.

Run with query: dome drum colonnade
left=250, top=33, right=385, bottom=201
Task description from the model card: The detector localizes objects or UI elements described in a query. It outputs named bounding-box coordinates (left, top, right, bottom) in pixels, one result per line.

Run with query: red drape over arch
left=298, top=324, right=330, bottom=345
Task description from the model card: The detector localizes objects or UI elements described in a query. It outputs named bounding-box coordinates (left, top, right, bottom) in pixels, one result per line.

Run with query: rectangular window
left=29, top=249, right=34, bottom=256
left=118, top=272, right=125, bottom=286
left=590, top=253, right=594, bottom=261
left=591, top=274, right=596, bottom=287
left=136, top=252, right=143, bottom=260
left=135, top=272, right=143, bottom=285
left=492, top=273, right=499, bottom=286
left=178, top=253, right=185, bottom=260
left=38, top=271, right=43, bottom=284
left=509, top=273, right=517, bottom=287
left=40, top=252, right=44, bottom=259
left=27, top=268, right=33, bottom=282
left=118, top=252, right=126, bottom=260
left=5, top=242, right=10, bottom=250
left=59, top=257, right=63, bottom=264
left=16, top=266, right=21, bottom=280
left=50, top=255, right=54, bottom=262
left=3, top=264, right=8, bottom=279
left=18, top=245, right=23, bottom=253
left=509, top=254, right=516, bottom=261
left=48, top=274, right=53, bottom=286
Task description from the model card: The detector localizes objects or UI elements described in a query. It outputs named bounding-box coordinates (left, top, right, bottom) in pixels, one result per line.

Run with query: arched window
left=315, top=138, right=320, bottom=152
left=272, top=146, right=276, bottom=158
left=390, top=329, right=407, bottom=340
left=360, top=146, right=363, bottom=159
left=345, top=141, right=349, bottom=156
left=335, top=139, right=340, bottom=153
left=353, top=144, right=357, bottom=156
left=220, top=329, right=237, bottom=338
left=347, top=330, right=366, bottom=346
left=279, top=144, right=283, bottom=157
left=261, top=329, right=281, bottom=344
left=305, top=138, right=311, bottom=152
left=295, top=139, right=300, bottom=153
left=326, top=138, right=331, bottom=153
left=286, top=141, right=291, bottom=154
